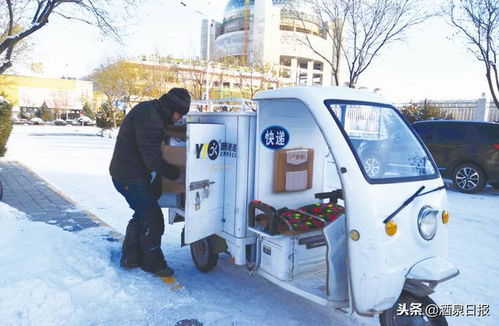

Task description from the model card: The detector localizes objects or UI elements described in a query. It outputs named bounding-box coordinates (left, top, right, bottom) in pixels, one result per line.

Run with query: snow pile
left=97, top=128, right=120, bottom=139
left=434, top=189, right=499, bottom=325
left=0, top=203, right=194, bottom=326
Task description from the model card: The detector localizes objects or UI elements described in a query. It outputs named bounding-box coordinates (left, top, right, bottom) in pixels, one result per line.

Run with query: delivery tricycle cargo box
left=161, top=145, right=185, bottom=193
left=161, top=125, right=187, bottom=194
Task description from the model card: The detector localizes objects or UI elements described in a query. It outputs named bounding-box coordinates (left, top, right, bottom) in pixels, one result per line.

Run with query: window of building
left=280, top=68, right=291, bottom=78
left=299, top=72, right=308, bottom=86
left=280, top=56, right=292, bottom=67
left=223, top=18, right=247, bottom=34
left=280, top=25, right=294, bottom=31
left=312, top=74, right=323, bottom=85
left=313, top=61, right=323, bottom=71
left=298, top=59, right=308, bottom=70
left=296, top=27, right=311, bottom=34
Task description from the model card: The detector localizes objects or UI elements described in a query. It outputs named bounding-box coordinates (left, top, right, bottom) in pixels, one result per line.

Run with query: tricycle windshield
left=325, top=100, right=438, bottom=183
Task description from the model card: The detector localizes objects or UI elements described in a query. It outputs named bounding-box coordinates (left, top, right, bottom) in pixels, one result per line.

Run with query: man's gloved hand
left=151, top=173, right=162, bottom=196
left=175, top=169, right=186, bottom=185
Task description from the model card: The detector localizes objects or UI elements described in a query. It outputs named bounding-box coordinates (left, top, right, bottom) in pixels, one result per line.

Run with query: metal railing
left=190, top=98, right=257, bottom=112
left=395, top=99, right=499, bottom=122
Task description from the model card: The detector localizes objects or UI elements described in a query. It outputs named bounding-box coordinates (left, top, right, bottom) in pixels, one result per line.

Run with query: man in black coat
left=110, top=87, right=190, bottom=277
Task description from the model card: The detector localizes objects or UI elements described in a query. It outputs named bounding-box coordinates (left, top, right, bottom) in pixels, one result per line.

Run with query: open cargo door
left=185, top=123, right=225, bottom=244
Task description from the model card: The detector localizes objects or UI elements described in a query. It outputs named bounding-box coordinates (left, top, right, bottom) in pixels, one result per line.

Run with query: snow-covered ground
left=0, top=203, right=195, bottom=325
left=1, top=125, right=498, bottom=325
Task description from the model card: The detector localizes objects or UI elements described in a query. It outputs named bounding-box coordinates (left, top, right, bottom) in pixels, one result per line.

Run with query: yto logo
left=196, top=140, right=237, bottom=160
left=196, top=140, right=220, bottom=160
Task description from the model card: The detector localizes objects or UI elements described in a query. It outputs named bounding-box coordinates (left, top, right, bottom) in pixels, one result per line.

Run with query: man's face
left=172, top=112, right=183, bottom=124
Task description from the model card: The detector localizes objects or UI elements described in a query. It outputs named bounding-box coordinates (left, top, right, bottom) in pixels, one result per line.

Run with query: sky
left=15, top=0, right=491, bottom=103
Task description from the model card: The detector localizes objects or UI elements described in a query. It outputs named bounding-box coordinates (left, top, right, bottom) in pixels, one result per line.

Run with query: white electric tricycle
left=160, top=87, right=458, bottom=326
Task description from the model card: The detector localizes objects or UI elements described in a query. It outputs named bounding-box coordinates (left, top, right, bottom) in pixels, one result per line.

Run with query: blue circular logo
left=261, top=126, right=290, bottom=150
left=207, top=140, right=219, bottom=160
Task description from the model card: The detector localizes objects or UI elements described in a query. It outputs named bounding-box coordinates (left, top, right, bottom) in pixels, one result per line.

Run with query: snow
left=0, top=203, right=195, bottom=326
left=5, top=125, right=130, bottom=233
left=1, top=125, right=498, bottom=325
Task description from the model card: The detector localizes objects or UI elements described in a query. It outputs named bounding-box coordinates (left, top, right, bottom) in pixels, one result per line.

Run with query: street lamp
left=180, top=1, right=212, bottom=101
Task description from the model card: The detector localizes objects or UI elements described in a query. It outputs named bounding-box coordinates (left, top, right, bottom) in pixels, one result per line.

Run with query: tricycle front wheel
left=190, top=236, right=218, bottom=272
left=379, top=291, right=447, bottom=326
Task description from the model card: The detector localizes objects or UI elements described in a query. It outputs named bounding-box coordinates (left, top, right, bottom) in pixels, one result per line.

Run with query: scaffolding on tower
left=243, top=0, right=250, bottom=65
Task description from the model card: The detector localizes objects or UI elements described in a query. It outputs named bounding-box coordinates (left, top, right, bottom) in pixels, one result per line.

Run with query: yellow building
left=0, top=74, right=93, bottom=119
left=131, top=56, right=289, bottom=102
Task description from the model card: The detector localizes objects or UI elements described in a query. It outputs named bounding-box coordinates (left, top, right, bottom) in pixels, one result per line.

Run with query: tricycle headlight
left=418, top=206, right=437, bottom=240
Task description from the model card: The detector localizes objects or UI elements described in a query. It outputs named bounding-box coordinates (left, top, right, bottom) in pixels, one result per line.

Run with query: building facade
left=129, top=56, right=287, bottom=103
left=0, top=74, right=93, bottom=119
left=201, top=0, right=334, bottom=87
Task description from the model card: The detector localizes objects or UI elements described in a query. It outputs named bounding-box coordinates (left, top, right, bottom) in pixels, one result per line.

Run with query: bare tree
left=285, top=0, right=349, bottom=86
left=175, top=59, right=215, bottom=100
left=446, top=0, right=499, bottom=110
left=0, top=0, right=135, bottom=75
left=91, top=58, right=180, bottom=126
left=289, top=0, right=430, bottom=88
left=50, top=90, right=71, bottom=118
left=90, top=59, right=126, bottom=128
left=234, top=63, right=280, bottom=99
left=116, top=60, right=177, bottom=110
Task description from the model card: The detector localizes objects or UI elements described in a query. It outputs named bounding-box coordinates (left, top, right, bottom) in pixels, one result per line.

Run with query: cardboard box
left=165, top=125, right=187, bottom=140
left=161, top=144, right=186, bottom=193
left=274, top=148, right=314, bottom=192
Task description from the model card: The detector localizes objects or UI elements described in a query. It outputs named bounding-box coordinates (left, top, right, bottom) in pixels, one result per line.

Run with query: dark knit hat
left=159, top=88, right=191, bottom=115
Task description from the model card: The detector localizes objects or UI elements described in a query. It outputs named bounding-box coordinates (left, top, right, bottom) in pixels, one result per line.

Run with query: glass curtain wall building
left=201, top=0, right=334, bottom=87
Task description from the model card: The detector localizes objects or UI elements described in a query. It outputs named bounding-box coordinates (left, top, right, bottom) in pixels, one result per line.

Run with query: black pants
left=112, top=178, right=164, bottom=236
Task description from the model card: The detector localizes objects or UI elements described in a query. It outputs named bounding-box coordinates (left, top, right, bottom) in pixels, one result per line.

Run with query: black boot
left=120, top=219, right=142, bottom=268
left=139, top=207, right=174, bottom=277
left=139, top=234, right=174, bottom=277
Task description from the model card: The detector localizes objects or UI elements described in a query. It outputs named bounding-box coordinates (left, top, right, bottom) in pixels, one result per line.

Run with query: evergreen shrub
left=0, top=97, right=13, bottom=157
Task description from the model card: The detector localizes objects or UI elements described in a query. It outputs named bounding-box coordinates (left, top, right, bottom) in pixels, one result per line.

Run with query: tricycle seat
left=277, top=203, right=345, bottom=233
left=249, top=200, right=345, bottom=235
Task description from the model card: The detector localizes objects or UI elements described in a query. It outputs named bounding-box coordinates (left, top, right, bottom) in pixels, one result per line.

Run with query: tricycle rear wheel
left=190, top=236, right=218, bottom=272
left=379, top=291, right=447, bottom=326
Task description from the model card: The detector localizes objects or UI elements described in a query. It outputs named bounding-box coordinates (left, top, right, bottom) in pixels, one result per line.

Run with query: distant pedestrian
left=109, top=88, right=190, bottom=277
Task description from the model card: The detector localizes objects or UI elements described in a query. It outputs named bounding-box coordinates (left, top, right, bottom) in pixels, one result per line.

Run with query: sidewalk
left=0, top=160, right=101, bottom=232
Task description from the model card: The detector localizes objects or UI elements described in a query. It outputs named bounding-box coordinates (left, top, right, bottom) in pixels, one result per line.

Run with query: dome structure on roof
left=201, top=0, right=334, bottom=87
left=223, top=0, right=318, bottom=24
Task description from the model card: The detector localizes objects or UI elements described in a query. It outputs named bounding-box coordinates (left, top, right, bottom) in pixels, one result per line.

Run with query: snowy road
left=2, top=125, right=498, bottom=326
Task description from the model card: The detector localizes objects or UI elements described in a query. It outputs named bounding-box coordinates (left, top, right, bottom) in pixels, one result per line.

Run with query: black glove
left=151, top=173, right=162, bottom=197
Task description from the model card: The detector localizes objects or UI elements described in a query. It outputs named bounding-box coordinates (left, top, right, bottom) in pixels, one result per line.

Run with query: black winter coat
left=109, top=99, right=180, bottom=184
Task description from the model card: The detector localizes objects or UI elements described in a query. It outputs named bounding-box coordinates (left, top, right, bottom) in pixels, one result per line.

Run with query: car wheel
left=452, top=163, right=486, bottom=194
left=362, top=153, right=384, bottom=178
